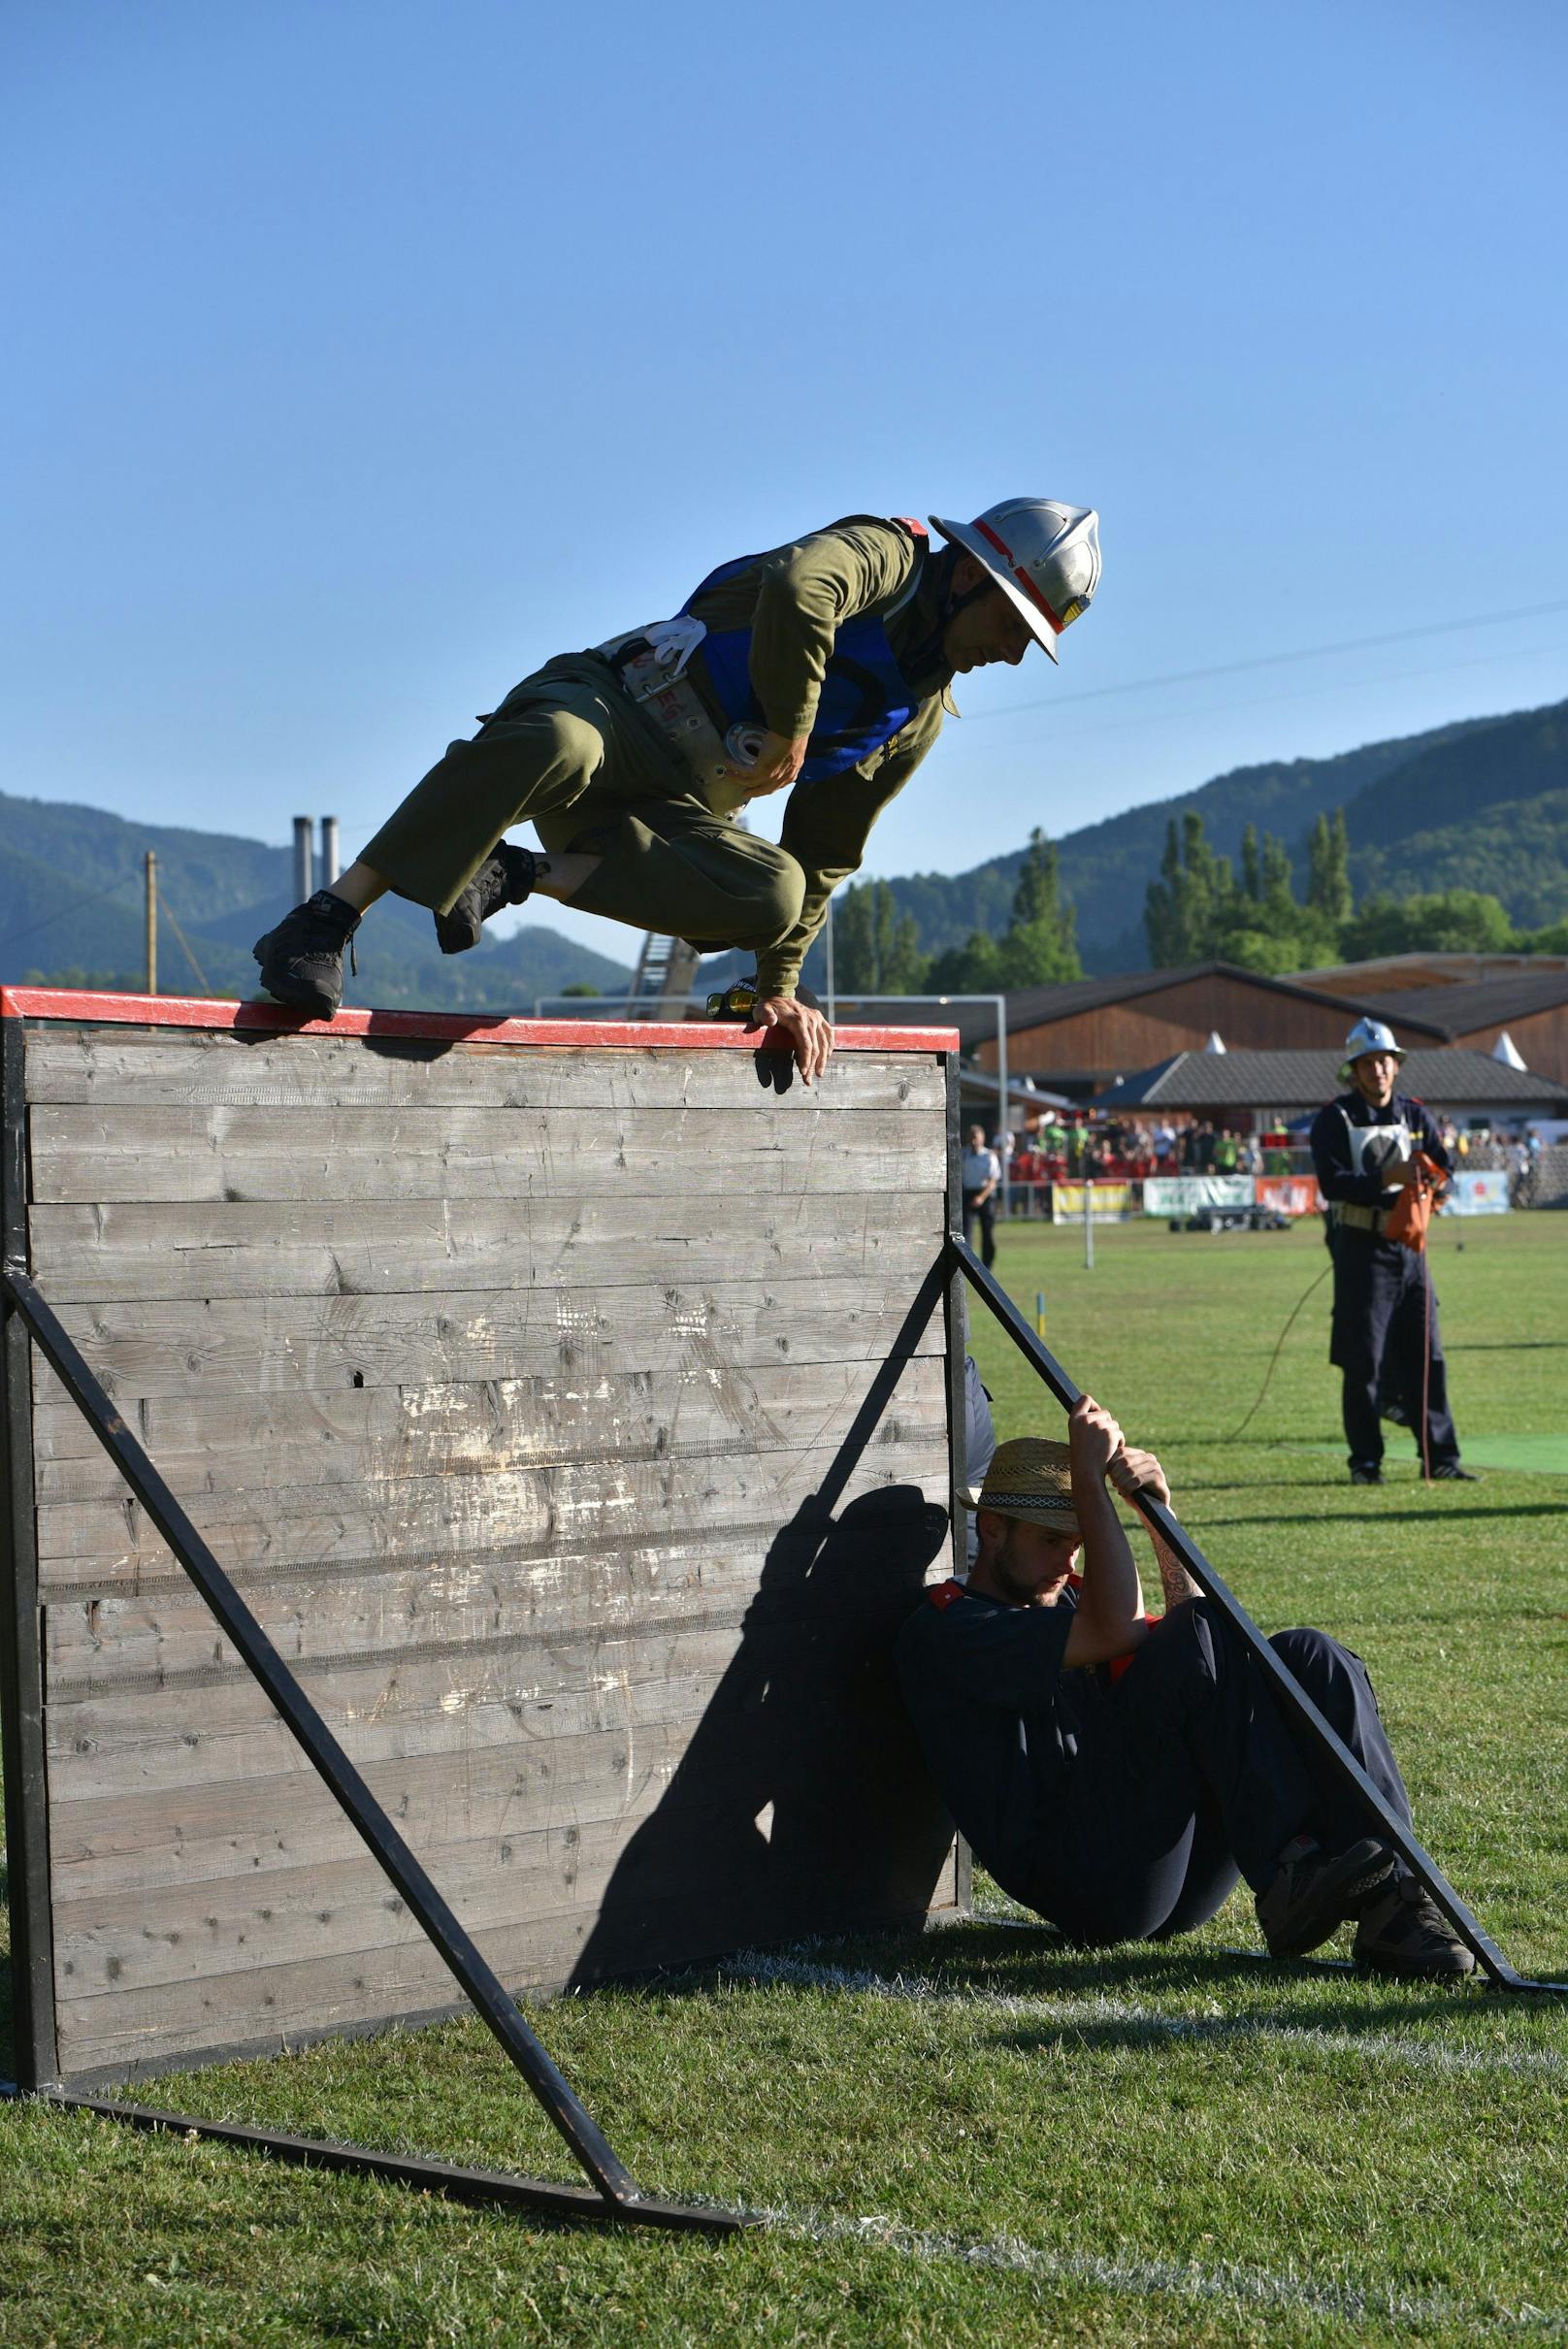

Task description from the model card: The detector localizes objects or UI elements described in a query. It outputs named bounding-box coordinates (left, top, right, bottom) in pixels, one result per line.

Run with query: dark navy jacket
left=1309, top=1090, right=1451, bottom=1213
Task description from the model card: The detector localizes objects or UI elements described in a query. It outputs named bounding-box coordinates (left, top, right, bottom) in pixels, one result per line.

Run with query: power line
left=971, top=595, right=1568, bottom=721
left=156, top=888, right=213, bottom=994
left=6, top=864, right=214, bottom=991
left=1032, top=641, right=1568, bottom=747
left=2, top=871, right=144, bottom=955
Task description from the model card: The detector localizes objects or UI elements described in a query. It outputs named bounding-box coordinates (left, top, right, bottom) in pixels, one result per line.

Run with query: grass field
left=2, top=1211, right=1565, bottom=2346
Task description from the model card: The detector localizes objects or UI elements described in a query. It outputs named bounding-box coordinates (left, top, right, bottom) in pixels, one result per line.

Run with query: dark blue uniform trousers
left=1331, top=1232, right=1459, bottom=1474
left=1025, top=1603, right=1413, bottom=1944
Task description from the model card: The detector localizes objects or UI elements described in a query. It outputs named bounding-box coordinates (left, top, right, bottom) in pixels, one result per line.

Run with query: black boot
left=1256, top=1834, right=1396, bottom=1958
left=252, top=891, right=360, bottom=1020
left=1354, top=1873, right=1477, bottom=1976
left=434, top=843, right=539, bottom=955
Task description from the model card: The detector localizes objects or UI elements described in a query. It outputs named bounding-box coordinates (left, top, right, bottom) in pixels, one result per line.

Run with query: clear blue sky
left=4, top=0, right=1565, bottom=959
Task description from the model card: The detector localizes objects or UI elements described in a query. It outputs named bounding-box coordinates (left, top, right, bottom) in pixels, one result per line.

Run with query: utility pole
left=144, top=851, right=157, bottom=995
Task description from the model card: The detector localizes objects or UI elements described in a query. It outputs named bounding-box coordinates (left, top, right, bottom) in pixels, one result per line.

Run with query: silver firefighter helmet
left=1339, top=1017, right=1407, bottom=1082
left=929, top=497, right=1101, bottom=663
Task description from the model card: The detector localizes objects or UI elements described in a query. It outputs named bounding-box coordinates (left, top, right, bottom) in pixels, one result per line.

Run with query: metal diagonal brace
left=1, top=1262, right=757, bottom=2231
left=947, top=1233, right=1567, bottom=1998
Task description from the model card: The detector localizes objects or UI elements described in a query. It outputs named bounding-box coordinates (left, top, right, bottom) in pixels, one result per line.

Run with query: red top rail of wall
left=0, top=988, right=959, bottom=1055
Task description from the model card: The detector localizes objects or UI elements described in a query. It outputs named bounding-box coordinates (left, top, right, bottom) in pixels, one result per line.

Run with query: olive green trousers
left=359, top=652, right=805, bottom=951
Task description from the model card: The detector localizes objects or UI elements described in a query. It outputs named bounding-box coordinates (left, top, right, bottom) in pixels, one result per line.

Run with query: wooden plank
left=27, top=1270, right=942, bottom=1401
left=23, top=1030, right=945, bottom=1113
left=41, top=1455, right=949, bottom=1684
left=51, top=1835, right=961, bottom=2080
left=36, top=1418, right=949, bottom=1582
left=46, top=1537, right=948, bottom=1760
left=49, top=1652, right=956, bottom=2042
left=50, top=1744, right=941, bottom=2003
left=47, top=1718, right=712, bottom=1899
left=52, top=1814, right=681, bottom=2003
left=29, top=1103, right=947, bottom=1205
left=34, top=1458, right=946, bottom=1600
left=27, top=1188, right=946, bottom=1303
left=49, top=1665, right=960, bottom=1909
left=44, top=1499, right=953, bottom=1787
left=32, top=1351, right=948, bottom=1503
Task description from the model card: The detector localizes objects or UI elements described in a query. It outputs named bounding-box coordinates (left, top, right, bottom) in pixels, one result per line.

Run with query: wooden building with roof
left=1091, top=1047, right=1568, bottom=1130
left=824, top=958, right=1568, bottom=1101
left=961, top=962, right=1450, bottom=1097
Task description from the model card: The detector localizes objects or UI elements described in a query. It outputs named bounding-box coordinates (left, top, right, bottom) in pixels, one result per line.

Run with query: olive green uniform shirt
left=680, top=515, right=959, bottom=997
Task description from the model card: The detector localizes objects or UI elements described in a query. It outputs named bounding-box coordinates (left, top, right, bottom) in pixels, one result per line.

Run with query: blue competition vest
left=682, top=524, right=928, bottom=784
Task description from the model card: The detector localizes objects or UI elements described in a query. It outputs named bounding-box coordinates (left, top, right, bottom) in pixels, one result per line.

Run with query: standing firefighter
left=1309, top=1019, right=1477, bottom=1486
left=253, top=500, right=1102, bottom=1082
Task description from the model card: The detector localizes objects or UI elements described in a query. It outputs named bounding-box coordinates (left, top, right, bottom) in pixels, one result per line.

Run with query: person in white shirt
left=961, top=1123, right=1002, bottom=1268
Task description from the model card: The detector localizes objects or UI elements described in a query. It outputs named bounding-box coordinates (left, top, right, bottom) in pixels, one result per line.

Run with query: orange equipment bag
left=1384, top=1152, right=1448, bottom=1255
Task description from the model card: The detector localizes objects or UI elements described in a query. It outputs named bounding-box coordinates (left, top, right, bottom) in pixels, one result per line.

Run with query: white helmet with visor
left=1339, top=1017, right=1407, bottom=1082
left=930, top=497, right=1101, bottom=663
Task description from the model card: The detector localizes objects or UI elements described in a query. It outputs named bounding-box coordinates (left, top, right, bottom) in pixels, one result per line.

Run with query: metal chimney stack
left=320, top=816, right=341, bottom=888
left=293, top=816, right=314, bottom=903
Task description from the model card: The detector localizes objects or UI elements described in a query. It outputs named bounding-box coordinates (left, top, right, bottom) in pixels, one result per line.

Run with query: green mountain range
left=5, top=693, right=1565, bottom=1003
left=823, top=698, right=1566, bottom=981
left=0, top=791, right=635, bottom=1007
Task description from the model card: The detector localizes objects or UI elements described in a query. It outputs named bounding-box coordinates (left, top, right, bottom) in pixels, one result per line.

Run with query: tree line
left=1144, top=809, right=1568, bottom=970
left=829, top=829, right=1084, bottom=995
left=824, top=809, right=1567, bottom=999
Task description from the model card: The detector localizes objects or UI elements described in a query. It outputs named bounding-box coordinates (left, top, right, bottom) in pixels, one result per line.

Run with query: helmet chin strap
left=904, top=547, right=985, bottom=688
left=942, top=560, right=995, bottom=625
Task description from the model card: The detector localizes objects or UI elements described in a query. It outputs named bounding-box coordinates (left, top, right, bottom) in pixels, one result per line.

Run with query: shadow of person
left=0, top=1854, right=12, bottom=2082
left=570, top=1481, right=956, bottom=1988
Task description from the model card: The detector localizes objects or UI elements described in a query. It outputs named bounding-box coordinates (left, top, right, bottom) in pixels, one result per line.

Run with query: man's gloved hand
left=753, top=994, right=833, bottom=1085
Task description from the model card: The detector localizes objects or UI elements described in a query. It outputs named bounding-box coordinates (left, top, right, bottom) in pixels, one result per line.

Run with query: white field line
left=760, top=2203, right=1568, bottom=2335
left=719, top=1949, right=1568, bottom=2081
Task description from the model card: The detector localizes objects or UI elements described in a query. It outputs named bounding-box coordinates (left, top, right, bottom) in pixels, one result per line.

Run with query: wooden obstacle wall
left=0, top=993, right=964, bottom=2088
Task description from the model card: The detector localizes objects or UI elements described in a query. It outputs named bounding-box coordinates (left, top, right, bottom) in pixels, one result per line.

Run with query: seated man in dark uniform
left=1310, top=1016, right=1475, bottom=1485
left=896, top=1402, right=1472, bottom=1976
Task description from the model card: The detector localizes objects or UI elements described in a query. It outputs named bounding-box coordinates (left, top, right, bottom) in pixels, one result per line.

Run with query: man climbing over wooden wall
left=253, top=499, right=1102, bottom=1082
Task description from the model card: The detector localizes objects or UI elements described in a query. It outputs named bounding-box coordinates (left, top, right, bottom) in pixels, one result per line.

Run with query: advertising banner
left=1142, top=1176, right=1255, bottom=1218
left=1050, top=1182, right=1132, bottom=1224
left=1445, top=1169, right=1511, bottom=1217
left=1256, top=1174, right=1322, bottom=1218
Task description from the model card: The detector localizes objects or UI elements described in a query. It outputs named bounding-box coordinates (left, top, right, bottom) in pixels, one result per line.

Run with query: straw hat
left=959, top=1436, right=1080, bottom=1533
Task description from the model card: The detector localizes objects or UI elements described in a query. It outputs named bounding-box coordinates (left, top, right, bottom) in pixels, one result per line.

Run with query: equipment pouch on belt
left=597, top=616, right=759, bottom=814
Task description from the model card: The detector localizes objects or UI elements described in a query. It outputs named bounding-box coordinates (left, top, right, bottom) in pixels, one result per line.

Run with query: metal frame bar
left=0, top=2083, right=749, bottom=2231
left=941, top=1058, right=974, bottom=1916
left=0, top=1261, right=754, bottom=2229
left=0, top=1017, right=58, bottom=2085
left=947, top=1231, right=1567, bottom=1997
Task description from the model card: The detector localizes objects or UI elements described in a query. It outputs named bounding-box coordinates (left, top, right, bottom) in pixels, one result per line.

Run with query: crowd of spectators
left=974, top=1103, right=1556, bottom=1214
left=996, top=1114, right=1268, bottom=1191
